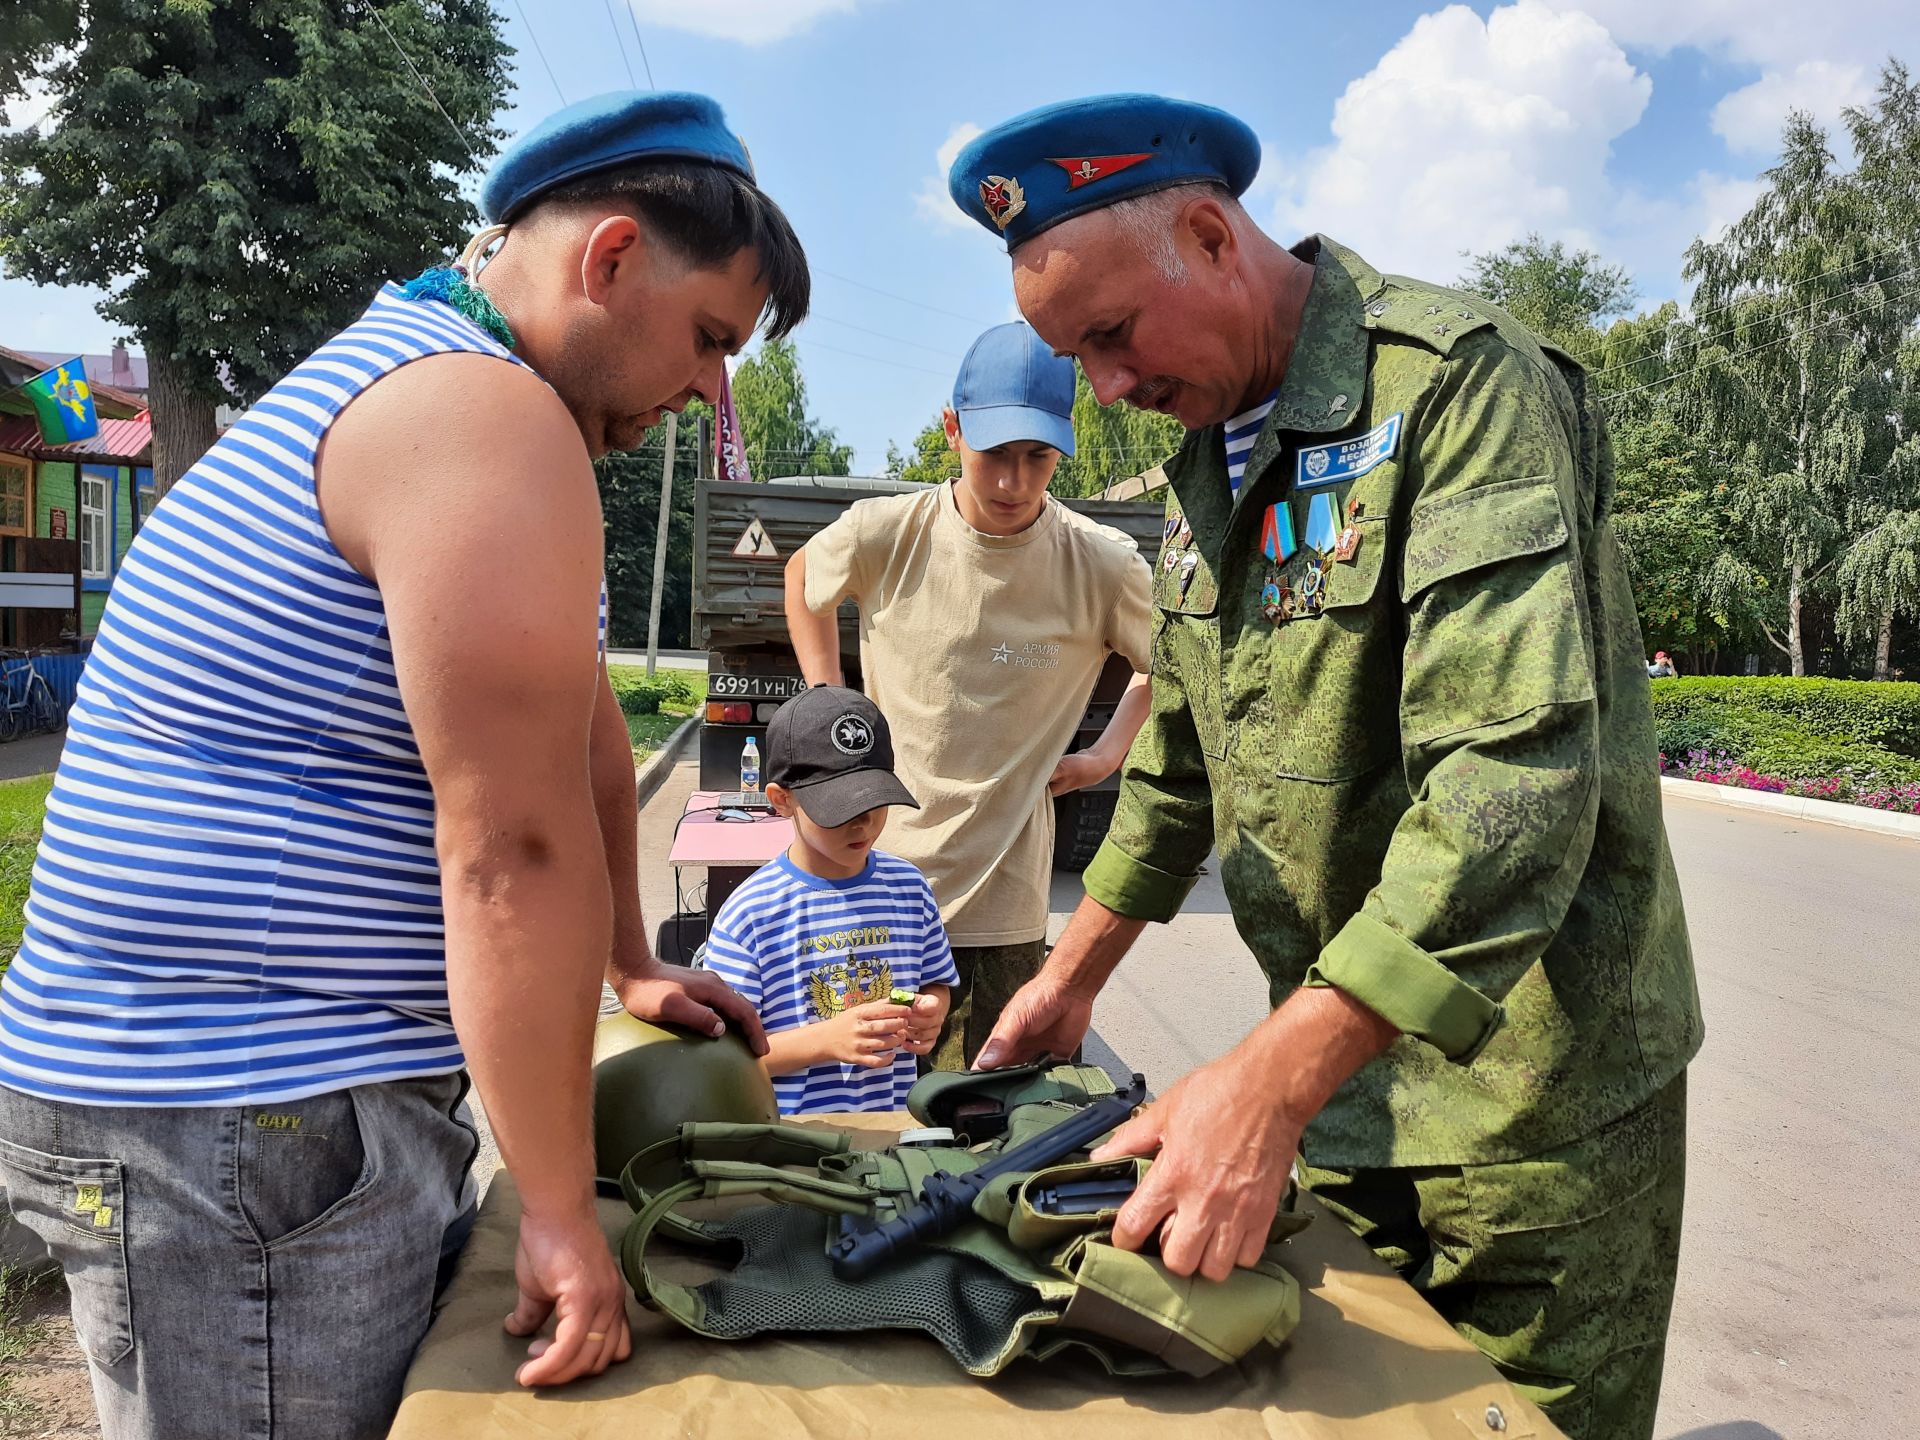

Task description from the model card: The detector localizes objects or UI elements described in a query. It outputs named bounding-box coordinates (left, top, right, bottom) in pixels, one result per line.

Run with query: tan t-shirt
left=803, top=484, right=1153, bottom=945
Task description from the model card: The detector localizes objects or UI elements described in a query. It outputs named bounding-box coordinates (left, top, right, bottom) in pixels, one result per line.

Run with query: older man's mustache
left=1124, top=377, right=1180, bottom=412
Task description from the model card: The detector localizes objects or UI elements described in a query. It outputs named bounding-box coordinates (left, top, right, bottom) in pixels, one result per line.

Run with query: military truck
left=692, top=476, right=1165, bottom=870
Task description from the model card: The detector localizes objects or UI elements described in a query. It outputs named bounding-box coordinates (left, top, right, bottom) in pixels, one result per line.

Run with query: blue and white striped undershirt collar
left=1224, top=391, right=1279, bottom=497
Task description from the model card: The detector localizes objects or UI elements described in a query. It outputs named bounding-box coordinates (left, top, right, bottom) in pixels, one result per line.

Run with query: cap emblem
left=1047, top=152, right=1154, bottom=190
left=831, top=714, right=876, bottom=756
left=979, top=174, right=1027, bottom=231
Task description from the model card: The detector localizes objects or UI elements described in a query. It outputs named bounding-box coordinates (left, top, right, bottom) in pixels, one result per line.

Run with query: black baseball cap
left=766, top=686, right=920, bottom=828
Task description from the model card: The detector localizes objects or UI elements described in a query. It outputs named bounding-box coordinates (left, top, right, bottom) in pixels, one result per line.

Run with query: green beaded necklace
left=399, top=225, right=516, bottom=349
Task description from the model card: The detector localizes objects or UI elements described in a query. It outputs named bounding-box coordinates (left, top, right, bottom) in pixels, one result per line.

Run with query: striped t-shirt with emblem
left=0, top=284, right=605, bottom=1107
left=701, top=851, right=959, bottom=1115
left=1223, top=391, right=1278, bottom=498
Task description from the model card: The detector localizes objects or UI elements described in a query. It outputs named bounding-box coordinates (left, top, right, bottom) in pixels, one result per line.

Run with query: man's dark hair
left=535, top=159, right=810, bottom=340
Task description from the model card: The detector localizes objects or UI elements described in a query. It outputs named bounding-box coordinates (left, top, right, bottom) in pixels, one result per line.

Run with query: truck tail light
left=716, top=702, right=752, bottom=724
left=756, top=702, right=781, bottom=724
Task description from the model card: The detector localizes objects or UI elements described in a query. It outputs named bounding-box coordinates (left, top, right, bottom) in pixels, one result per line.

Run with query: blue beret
left=481, top=90, right=754, bottom=224
left=948, top=94, right=1260, bottom=251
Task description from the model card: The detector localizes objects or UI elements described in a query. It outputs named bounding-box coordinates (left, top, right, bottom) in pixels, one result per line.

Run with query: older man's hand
left=1090, top=1045, right=1301, bottom=1282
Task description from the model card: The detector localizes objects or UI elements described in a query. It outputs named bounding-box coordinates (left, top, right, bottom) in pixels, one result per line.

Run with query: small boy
left=702, top=686, right=958, bottom=1114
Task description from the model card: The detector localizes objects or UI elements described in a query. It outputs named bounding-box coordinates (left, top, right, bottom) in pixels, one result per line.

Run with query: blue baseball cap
left=951, top=323, right=1077, bottom=456
left=481, top=91, right=754, bottom=224
left=948, top=93, right=1260, bottom=252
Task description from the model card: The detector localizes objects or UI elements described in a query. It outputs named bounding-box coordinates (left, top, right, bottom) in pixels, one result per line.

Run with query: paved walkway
left=0, top=729, right=65, bottom=781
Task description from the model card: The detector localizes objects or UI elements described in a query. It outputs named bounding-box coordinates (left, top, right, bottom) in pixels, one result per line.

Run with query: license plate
left=710, top=672, right=807, bottom=699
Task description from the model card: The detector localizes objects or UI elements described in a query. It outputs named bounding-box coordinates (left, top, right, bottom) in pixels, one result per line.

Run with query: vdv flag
left=22, top=358, right=99, bottom=445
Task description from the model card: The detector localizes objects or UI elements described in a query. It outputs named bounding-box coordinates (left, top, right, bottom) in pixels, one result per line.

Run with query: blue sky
left=6, top=0, right=1919, bottom=472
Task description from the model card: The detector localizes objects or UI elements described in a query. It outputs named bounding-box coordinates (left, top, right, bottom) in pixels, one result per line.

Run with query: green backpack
left=614, top=1061, right=1305, bottom=1378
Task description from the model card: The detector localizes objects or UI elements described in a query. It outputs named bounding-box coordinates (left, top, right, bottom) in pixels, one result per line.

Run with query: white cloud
left=1271, top=2, right=1651, bottom=285
left=623, top=0, right=867, bottom=46
left=1546, top=1, right=1920, bottom=158
left=914, top=121, right=982, bottom=234
left=1711, top=60, right=1872, bottom=154
left=1543, top=0, right=1920, bottom=70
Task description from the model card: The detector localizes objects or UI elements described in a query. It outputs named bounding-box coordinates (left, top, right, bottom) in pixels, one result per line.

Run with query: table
left=667, top=790, right=794, bottom=867
left=391, top=1115, right=1564, bottom=1440
left=664, top=791, right=793, bottom=938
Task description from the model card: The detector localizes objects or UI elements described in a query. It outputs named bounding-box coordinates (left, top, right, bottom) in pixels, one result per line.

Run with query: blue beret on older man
left=948, top=93, right=1260, bottom=251
left=480, top=90, right=755, bottom=224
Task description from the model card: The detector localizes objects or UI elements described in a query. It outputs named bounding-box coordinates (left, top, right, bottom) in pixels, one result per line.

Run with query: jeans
left=0, top=1072, right=479, bottom=1440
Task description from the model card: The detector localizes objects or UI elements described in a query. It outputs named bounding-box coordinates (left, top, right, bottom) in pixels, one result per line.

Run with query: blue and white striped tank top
left=0, top=284, right=603, bottom=1106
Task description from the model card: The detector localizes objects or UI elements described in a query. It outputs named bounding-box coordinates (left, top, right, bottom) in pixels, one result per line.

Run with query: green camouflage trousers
left=1303, top=1073, right=1687, bottom=1440
left=925, top=940, right=1049, bottom=1072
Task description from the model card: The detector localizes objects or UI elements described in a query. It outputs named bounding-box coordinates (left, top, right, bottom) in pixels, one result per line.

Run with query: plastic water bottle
left=740, top=736, right=761, bottom=793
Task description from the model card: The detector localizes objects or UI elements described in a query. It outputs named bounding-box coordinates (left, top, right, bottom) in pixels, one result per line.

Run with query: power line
left=794, top=337, right=955, bottom=380
left=816, top=268, right=1000, bottom=328
left=363, top=2, right=479, bottom=166
left=1584, top=259, right=1920, bottom=384
left=510, top=0, right=567, bottom=105
left=599, top=0, right=638, bottom=88
left=1566, top=235, right=1920, bottom=371
left=808, top=315, right=964, bottom=360
left=623, top=4, right=658, bottom=88
left=1600, top=276, right=1920, bottom=409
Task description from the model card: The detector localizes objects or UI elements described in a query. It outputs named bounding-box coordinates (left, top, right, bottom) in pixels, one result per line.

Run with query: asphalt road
left=634, top=761, right=1917, bottom=1439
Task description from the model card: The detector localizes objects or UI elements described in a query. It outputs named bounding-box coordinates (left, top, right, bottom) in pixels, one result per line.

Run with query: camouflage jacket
left=1084, top=236, right=1704, bottom=1168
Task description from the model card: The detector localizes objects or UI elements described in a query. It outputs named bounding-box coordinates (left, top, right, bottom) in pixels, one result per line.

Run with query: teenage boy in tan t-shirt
left=784, top=322, right=1153, bottom=1069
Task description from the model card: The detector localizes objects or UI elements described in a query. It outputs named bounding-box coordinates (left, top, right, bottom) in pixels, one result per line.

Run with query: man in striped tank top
left=0, top=93, right=803, bottom=1439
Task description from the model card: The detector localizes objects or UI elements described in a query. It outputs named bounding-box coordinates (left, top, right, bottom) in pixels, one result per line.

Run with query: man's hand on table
left=1090, top=987, right=1400, bottom=1283
left=1090, top=1046, right=1301, bottom=1283
left=616, top=956, right=769, bottom=1055
left=505, top=1207, right=633, bottom=1386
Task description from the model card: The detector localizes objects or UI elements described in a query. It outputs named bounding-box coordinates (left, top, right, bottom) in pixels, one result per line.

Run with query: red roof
left=0, top=413, right=153, bottom=465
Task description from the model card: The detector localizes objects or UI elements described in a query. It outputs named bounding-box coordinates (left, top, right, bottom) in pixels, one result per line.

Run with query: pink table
left=667, top=791, right=793, bottom=868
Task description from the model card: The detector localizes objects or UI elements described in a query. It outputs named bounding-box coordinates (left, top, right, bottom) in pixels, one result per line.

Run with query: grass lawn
left=0, top=775, right=52, bottom=971
left=608, top=665, right=706, bottom=761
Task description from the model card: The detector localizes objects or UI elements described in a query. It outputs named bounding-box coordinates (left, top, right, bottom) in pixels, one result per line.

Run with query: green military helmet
left=592, top=1011, right=777, bottom=1186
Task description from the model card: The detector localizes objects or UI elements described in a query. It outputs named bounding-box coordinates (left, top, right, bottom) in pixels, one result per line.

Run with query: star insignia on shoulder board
left=1434, top=321, right=1453, bottom=337
left=1425, top=304, right=1444, bottom=315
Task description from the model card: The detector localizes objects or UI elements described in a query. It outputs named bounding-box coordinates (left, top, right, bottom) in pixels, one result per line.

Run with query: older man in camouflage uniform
left=952, top=97, right=1704, bottom=1440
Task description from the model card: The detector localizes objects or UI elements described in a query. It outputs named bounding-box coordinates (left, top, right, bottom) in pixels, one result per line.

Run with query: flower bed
left=1658, top=748, right=1920, bottom=815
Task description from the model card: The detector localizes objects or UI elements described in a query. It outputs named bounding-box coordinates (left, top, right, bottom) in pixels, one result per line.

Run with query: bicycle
left=0, top=648, right=61, bottom=743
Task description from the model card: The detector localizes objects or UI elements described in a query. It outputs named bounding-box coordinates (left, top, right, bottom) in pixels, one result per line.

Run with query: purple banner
left=716, top=366, right=753, bottom=484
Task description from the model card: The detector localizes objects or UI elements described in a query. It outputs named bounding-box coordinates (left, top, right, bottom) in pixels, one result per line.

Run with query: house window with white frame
left=81, top=471, right=110, bottom=579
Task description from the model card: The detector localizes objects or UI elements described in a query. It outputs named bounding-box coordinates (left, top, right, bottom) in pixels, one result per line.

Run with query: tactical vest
left=615, top=1062, right=1305, bottom=1378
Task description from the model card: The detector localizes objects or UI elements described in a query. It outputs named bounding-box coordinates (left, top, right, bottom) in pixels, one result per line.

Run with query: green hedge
left=1651, top=677, right=1920, bottom=784
left=607, top=666, right=703, bottom=718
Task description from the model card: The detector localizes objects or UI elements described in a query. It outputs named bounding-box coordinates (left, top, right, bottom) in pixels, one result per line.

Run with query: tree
left=1834, top=63, right=1920, bottom=677
left=885, top=372, right=1183, bottom=497
left=598, top=408, right=706, bottom=652
left=729, top=338, right=852, bottom=479
left=1459, top=232, right=1638, bottom=352
left=1610, top=413, right=1772, bottom=666
left=1680, top=110, right=1897, bottom=675
left=0, top=1, right=510, bottom=491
